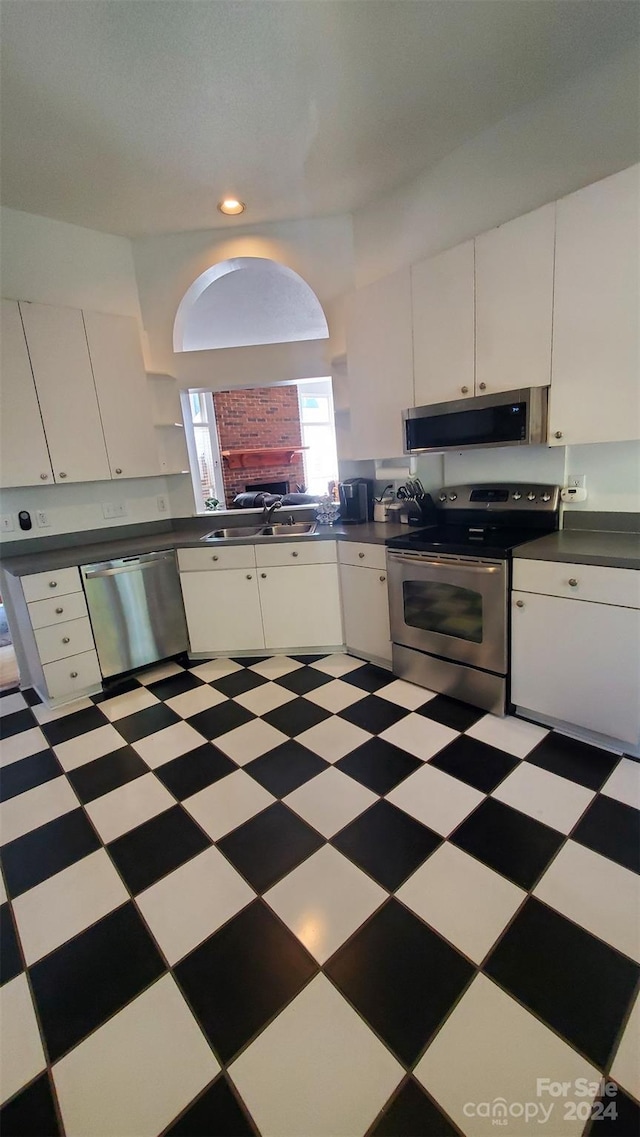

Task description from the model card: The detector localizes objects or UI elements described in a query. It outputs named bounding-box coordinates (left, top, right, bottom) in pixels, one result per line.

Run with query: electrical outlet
left=1, top=514, right=15, bottom=533
left=36, top=510, right=51, bottom=527
left=102, top=502, right=127, bottom=519
left=157, top=495, right=168, bottom=514
left=567, top=474, right=586, bottom=490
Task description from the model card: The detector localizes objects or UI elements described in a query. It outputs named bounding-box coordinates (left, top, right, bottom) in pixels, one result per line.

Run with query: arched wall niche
left=173, top=256, right=329, bottom=353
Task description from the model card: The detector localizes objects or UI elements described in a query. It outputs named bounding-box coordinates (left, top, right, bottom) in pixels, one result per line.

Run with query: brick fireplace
left=213, top=386, right=306, bottom=504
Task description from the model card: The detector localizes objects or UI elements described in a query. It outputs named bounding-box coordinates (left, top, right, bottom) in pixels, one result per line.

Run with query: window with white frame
left=297, top=378, right=339, bottom=496
left=181, top=390, right=226, bottom=511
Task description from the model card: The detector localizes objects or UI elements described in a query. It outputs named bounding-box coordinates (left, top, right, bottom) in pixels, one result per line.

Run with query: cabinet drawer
left=256, top=540, right=337, bottom=568
left=22, top=566, right=83, bottom=604
left=338, top=542, right=387, bottom=571
left=34, top=617, right=96, bottom=665
left=513, top=559, right=640, bottom=609
left=178, top=545, right=256, bottom=572
left=43, top=650, right=102, bottom=702
left=28, top=591, right=88, bottom=630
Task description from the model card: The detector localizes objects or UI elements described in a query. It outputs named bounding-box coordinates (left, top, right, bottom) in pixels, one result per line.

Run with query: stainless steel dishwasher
left=80, top=550, right=188, bottom=678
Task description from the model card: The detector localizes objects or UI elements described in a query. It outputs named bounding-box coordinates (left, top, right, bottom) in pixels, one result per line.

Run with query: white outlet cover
left=1, top=514, right=15, bottom=532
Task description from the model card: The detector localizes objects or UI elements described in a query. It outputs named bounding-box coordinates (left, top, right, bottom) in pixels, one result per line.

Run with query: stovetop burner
left=387, top=482, right=560, bottom=560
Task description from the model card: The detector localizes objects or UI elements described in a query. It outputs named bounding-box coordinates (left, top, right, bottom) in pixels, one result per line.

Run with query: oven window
left=402, top=581, right=483, bottom=643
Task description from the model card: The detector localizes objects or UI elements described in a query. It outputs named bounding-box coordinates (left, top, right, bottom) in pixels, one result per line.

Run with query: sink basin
left=202, top=526, right=265, bottom=540
left=261, top=522, right=318, bottom=536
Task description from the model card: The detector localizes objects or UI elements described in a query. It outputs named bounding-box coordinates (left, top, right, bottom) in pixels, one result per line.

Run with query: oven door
left=387, top=550, right=507, bottom=675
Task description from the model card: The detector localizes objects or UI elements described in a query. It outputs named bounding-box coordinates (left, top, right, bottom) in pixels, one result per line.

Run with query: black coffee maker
left=338, top=478, right=374, bottom=524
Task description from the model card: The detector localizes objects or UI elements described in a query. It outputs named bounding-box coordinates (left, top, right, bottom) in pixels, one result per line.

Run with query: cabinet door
left=475, top=203, right=555, bottom=394
left=0, top=300, right=54, bottom=488
left=259, top=564, right=343, bottom=649
left=340, top=563, right=391, bottom=663
left=511, top=591, right=640, bottom=744
left=19, top=302, right=110, bottom=483
left=179, top=570, right=264, bottom=654
left=412, top=242, right=475, bottom=405
left=83, top=311, right=160, bottom=479
left=550, top=165, right=640, bottom=445
left=346, top=268, right=413, bottom=459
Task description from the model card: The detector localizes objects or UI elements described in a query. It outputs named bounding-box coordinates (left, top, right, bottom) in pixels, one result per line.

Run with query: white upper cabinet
left=345, top=268, right=413, bottom=459
left=412, top=241, right=475, bottom=406
left=83, top=311, right=160, bottom=479
left=0, top=300, right=54, bottom=488
left=550, top=165, right=640, bottom=446
left=19, top=302, right=110, bottom=484
left=475, top=202, right=555, bottom=395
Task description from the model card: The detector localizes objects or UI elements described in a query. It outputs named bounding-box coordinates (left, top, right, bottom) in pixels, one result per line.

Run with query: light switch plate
left=103, top=502, right=127, bottom=519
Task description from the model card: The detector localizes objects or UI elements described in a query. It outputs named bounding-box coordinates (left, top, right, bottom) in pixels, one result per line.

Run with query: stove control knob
left=448, top=493, right=457, bottom=502
left=439, top=493, right=447, bottom=502
left=527, top=492, right=537, bottom=501
left=512, top=492, right=522, bottom=501
left=541, top=492, right=551, bottom=502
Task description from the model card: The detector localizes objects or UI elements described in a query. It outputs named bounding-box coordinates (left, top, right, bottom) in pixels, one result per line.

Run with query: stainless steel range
left=386, top=483, right=560, bottom=715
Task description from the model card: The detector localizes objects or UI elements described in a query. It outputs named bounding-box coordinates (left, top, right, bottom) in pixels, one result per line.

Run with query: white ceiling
left=1, top=0, right=638, bottom=237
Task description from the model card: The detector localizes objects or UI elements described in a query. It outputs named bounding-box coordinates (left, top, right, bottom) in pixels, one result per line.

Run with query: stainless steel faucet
left=262, top=499, right=283, bottom=525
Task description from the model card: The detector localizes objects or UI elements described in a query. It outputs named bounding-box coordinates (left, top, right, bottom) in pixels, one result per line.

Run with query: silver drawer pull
left=212, top=555, right=219, bottom=562
left=461, top=386, right=469, bottom=394
left=358, top=552, right=365, bottom=559
left=59, top=471, right=67, bottom=479
left=62, top=636, right=71, bottom=644
left=568, top=578, right=578, bottom=587
left=246, top=574, right=253, bottom=580
left=516, top=600, right=525, bottom=608
left=55, top=607, right=64, bottom=614
left=40, top=473, right=48, bottom=480
left=478, top=382, right=487, bottom=390
left=261, top=572, right=267, bottom=579
left=554, top=431, right=563, bottom=439
left=379, top=574, right=386, bottom=582
left=291, top=551, right=298, bottom=557
left=115, top=468, right=123, bottom=475
left=70, top=671, right=78, bottom=679
left=48, top=581, right=58, bottom=589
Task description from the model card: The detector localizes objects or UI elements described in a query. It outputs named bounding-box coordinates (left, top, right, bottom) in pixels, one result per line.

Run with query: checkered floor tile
left=1, top=654, right=638, bottom=1137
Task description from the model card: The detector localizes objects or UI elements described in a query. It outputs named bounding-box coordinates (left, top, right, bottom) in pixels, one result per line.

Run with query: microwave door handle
left=387, top=553, right=501, bottom=575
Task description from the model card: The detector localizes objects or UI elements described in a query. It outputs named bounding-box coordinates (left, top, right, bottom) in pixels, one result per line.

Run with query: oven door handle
left=387, top=552, right=502, bottom=575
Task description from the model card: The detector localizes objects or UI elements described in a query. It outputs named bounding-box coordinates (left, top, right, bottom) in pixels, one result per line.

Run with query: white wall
left=1, top=207, right=142, bottom=319
left=132, top=215, right=354, bottom=388
left=353, top=46, right=640, bottom=287
left=0, top=208, right=191, bottom=538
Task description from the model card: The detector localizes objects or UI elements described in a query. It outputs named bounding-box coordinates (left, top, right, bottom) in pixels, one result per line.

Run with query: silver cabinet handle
left=40, top=473, right=48, bottom=480
left=62, top=636, right=71, bottom=644
left=568, top=578, right=578, bottom=587
left=554, top=431, right=563, bottom=439
left=358, top=552, right=365, bottom=559
left=59, top=471, right=67, bottom=478
left=379, top=574, right=386, bottom=582
left=516, top=599, right=525, bottom=608
left=55, top=606, right=63, bottom=614
left=291, top=551, right=298, bottom=557
left=212, top=555, right=219, bottom=562
left=261, top=572, right=267, bottom=579
left=115, top=468, right=123, bottom=475
left=246, top=574, right=253, bottom=580
left=70, top=671, right=78, bottom=679
left=48, top=581, right=57, bottom=588
left=479, top=382, right=487, bottom=390
left=461, top=386, right=469, bottom=394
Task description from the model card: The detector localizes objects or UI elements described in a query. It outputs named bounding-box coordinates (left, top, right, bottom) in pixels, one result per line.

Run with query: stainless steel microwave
left=403, top=387, right=549, bottom=454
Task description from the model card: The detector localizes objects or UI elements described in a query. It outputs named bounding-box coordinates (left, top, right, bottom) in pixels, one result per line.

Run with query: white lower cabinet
left=259, top=564, right=343, bottom=649
left=511, top=560, right=640, bottom=745
left=340, top=564, right=391, bottom=663
left=180, top=569, right=265, bottom=654
left=178, top=540, right=343, bottom=654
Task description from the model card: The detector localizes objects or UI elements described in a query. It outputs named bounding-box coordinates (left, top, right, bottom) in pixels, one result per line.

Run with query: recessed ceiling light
left=217, top=198, right=245, bottom=216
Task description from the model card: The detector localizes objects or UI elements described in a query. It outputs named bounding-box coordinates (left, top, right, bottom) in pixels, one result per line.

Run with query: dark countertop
left=513, top=529, right=640, bottom=570
left=0, top=518, right=411, bottom=577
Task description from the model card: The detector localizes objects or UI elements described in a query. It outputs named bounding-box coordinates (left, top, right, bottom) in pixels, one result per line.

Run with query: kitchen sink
left=261, top=522, right=318, bottom=536
left=201, top=521, right=318, bottom=541
left=202, top=526, right=265, bottom=540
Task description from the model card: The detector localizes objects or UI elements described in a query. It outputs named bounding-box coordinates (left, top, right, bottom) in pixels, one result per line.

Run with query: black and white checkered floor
left=1, top=652, right=638, bottom=1137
